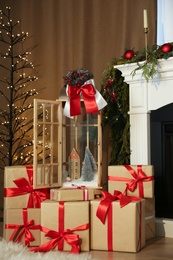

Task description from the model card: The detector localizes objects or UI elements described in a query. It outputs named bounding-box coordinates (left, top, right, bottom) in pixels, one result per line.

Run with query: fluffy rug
left=0, top=239, right=93, bottom=260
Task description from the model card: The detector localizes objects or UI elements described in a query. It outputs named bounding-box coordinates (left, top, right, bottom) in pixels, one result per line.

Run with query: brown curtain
left=0, top=0, right=157, bottom=193
left=0, top=0, right=157, bottom=98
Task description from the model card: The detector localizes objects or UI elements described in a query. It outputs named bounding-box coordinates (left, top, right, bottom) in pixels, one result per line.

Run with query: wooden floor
left=90, top=237, right=173, bottom=259
left=0, top=207, right=173, bottom=259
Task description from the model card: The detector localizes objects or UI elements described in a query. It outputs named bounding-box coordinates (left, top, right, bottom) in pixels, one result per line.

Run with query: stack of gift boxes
left=3, top=164, right=155, bottom=254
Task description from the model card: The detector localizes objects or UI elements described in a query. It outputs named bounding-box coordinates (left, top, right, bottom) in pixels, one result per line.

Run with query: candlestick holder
left=144, top=28, right=149, bottom=61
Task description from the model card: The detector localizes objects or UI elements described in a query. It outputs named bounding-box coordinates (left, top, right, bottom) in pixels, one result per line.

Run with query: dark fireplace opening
left=151, top=103, right=173, bottom=219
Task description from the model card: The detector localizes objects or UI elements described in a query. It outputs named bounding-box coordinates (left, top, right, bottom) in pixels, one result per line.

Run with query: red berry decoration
left=124, top=50, right=135, bottom=60
left=160, top=43, right=173, bottom=53
left=111, top=91, right=116, bottom=102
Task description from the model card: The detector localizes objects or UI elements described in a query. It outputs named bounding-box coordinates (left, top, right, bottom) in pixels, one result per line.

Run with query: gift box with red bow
left=90, top=190, right=145, bottom=252
left=4, top=165, right=50, bottom=209
left=108, top=165, right=154, bottom=198
left=4, top=208, right=41, bottom=247
left=31, top=200, right=90, bottom=253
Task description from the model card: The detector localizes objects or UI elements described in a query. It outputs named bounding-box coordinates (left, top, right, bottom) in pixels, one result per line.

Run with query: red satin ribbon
left=108, top=165, right=154, bottom=198
left=96, top=190, right=139, bottom=224
left=68, top=84, right=98, bottom=116
left=30, top=202, right=89, bottom=254
left=107, top=203, right=113, bottom=251
left=4, top=165, right=50, bottom=208
left=96, top=190, right=142, bottom=251
left=5, top=208, right=41, bottom=246
left=124, top=165, right=153, bottom=197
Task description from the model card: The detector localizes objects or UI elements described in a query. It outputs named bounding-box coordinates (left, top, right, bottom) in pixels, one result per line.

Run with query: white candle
left=143, top=9, right=148, bottom=28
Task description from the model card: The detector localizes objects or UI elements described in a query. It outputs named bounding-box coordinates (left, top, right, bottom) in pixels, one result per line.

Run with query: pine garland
left=101, top=58, right=130, bottom=165
left=100, top=42, right=173, bottom=165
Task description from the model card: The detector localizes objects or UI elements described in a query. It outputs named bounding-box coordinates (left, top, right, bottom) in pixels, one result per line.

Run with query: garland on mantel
left=101, top=42, right=173, bottom=165
left=119, top=42, right=173, bottom=81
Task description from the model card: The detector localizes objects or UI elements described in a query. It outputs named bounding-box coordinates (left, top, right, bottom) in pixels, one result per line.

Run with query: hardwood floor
left=90, top=237, right=173, bottom=259
left=0, top=206, right=173, bottom=259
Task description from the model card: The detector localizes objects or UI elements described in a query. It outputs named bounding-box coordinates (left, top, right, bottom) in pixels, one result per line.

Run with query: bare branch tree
left=0, top=6, right=39, bottom=170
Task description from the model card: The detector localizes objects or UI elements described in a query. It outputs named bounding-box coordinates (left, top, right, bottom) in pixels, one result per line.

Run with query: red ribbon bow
left=31, top=224, right=89, bottom=254
left=4, top=165, right=50, bottom=208
left=96, top=190, right=134, bottom=224
left=5, top=208, right=41, bottom=246
left=68, top=83, right=98, bottom=116
left=124, top=165, right=154, bottom=197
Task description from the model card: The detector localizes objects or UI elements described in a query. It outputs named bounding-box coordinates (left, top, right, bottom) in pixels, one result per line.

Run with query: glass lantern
left=33, top=98, right=102, bottom=189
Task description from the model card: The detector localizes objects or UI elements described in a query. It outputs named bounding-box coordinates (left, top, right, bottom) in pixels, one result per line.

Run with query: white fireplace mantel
left=114, top=57, right=173, bottom=165
left=114, top=57, right=173, bottom=238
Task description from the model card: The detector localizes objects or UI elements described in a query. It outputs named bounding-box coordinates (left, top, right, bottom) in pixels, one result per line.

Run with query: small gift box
left=4, top=208, right=41, bottom=247
left=4, top=165, right=50, bottom=209
left=90, top=190, right=145, bottom=252
left=108, top=165, right=154, bottom=198
left=50, top=187, right=102, bottom=201
left=31, top=200, right=90, bottom=253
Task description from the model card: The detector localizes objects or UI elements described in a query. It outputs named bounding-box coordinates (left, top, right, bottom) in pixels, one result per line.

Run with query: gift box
left=108, top=165, right=154, bottom=198
left=34, top=200, right=90, bottom=253
left=90, top=191, right=145, bottom=252
left=4, top=208, right=41, bottom=247
left=4, top=165, right=50, bottom=209
left=145, top=198, right=155, bottom=240
left=145, top=215, right=155, bottom=240
left=50, top=187, right=102, bottom=201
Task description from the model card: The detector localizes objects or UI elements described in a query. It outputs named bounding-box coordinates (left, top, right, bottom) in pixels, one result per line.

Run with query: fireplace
left=151, top=104, right=173, bottom=218
left=114, top=57, right=173, bottom=237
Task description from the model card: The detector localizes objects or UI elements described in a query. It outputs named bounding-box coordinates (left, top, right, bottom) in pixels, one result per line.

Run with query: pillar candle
left=143, top=9, right=148, bottom=28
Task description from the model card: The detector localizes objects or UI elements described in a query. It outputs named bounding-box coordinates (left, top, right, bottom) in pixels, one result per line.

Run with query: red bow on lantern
left=68, top=83, right=98, bottom=116
left=64, top=79, right=107, bottom=118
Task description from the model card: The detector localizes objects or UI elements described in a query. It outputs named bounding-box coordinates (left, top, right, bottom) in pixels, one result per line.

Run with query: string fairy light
left=0, top=6, right=42, bottom=168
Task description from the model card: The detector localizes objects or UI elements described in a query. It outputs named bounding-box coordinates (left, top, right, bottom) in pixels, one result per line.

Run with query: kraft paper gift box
left=90, top=191, right=145, bottom=252
left=4, top=165, right=50, bottom=209
left=145, top=198, right=155, bottom=240
left=4, top=208, right=41, bottom=247
left=35, top=200, right=90, bottom=253
left=108, top=165, right=154, bottom=198
left=50, top=187, right=102, bottom=201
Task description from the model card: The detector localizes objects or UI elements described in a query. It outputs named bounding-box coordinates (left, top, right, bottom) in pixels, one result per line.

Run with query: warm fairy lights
left=0, top=6, right=40, bottom=168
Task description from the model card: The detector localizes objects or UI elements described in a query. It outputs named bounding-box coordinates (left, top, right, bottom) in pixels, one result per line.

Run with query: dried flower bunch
left=63, top=69, right=94, bottom=87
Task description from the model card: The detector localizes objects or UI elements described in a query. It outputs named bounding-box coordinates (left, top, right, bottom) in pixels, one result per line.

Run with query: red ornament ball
left=160, top=43, right=173, bottom=53
left=124, top=50, right=135, bottom=60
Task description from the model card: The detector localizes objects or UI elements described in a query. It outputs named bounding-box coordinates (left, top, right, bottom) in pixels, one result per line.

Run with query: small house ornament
left=68, top=148, right=80, bottom=179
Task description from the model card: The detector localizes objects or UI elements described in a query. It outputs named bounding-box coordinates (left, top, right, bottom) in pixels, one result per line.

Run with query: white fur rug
left=0, top=239, right=92, bottom=260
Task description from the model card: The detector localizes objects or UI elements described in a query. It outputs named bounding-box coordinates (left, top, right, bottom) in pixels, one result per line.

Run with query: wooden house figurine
left=68, top=148, right=80, bottom=179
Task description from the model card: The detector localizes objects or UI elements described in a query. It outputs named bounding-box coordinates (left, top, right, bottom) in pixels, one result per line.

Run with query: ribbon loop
left=64, top=79, right=107, bottom=118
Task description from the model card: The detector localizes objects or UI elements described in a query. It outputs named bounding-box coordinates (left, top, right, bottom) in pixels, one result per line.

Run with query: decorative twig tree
left=0, top=6, right=39, bottom=170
